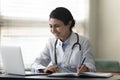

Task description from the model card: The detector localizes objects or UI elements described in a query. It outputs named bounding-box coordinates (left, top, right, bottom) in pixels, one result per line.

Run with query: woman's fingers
left=44, top=65, right=58, bottom=73
left=77, top=64, right=88, bottom=73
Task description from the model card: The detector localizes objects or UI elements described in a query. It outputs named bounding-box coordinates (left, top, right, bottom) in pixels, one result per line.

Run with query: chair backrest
left=95, top=60, right=120, bottom=72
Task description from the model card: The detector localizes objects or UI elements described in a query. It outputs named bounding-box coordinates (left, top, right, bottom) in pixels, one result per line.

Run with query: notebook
left=0, top=46, right=48, bottom=76
left=48, top=72, right=113, bottom=78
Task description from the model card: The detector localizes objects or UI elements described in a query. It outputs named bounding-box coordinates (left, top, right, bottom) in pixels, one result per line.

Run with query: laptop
left=0, top=46, right=48, bottom=76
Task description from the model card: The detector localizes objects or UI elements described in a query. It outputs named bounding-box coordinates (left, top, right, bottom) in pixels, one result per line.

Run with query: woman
left=31, top=7, right=96, bottom=73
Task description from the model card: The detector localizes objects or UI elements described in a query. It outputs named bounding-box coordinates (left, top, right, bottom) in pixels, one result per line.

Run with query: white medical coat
left=31, top=32, right=96, bottom=73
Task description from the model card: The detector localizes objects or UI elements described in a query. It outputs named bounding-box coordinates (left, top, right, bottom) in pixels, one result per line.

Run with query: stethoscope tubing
left=54, top=33, right=81, bottom=65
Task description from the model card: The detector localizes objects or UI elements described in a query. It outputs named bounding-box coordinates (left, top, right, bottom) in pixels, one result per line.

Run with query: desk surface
left=0, top=74, right=120, bottom=80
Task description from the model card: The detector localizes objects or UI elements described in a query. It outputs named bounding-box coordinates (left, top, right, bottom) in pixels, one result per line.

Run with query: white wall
left=88, top=0, right=98, bottom=57
left=96, top=0, right=120, bottom=61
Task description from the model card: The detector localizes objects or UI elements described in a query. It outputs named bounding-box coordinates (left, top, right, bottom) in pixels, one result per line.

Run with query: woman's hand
left=44, top=65, right=58, bottom=73
left=77, top=64, right=88, bottom=73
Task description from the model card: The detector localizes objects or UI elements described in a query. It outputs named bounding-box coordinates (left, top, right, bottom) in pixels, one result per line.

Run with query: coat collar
left=56, top=32, right=77, bottom=48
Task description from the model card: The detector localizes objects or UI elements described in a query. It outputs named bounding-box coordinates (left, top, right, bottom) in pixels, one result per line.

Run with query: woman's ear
left=68, top=21, right=72, bottom=27
left=69, top=21, right=72, bottom=25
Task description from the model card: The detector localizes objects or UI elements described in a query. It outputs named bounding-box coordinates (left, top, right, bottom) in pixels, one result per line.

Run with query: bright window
left=0, top=0, right=89, bottom=69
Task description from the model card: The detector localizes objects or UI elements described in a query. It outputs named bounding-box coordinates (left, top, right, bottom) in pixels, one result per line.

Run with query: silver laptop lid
left=1, top=46, right=26, bottom=75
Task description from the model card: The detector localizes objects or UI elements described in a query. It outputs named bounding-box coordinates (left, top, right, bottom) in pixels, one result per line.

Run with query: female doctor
left=31, top=7, right=96, bottom=73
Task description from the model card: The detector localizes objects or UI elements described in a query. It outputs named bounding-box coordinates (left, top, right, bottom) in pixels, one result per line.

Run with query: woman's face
left=49, top=18, right=71, bottom=41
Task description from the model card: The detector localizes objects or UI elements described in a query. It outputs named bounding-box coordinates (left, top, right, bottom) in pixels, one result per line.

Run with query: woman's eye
left=49, top=24, right=59, bottom=28
left=49, top=25, right=52, bottom=28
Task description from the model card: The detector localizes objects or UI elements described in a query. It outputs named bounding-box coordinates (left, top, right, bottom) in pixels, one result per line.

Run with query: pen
left=80, top=57, right=86, bottom=67
left=77, top=57, right=86, bottom=73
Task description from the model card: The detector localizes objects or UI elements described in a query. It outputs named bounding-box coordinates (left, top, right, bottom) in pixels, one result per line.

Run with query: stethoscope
left=54, top=33, right=81, bottom=65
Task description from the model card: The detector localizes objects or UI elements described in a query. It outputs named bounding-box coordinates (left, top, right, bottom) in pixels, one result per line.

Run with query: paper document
left=48, top=72, right=113, bottom=78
